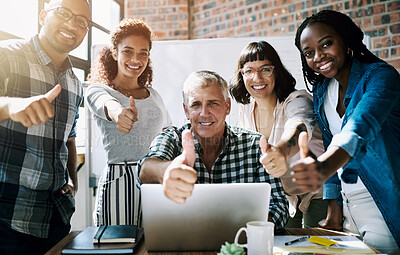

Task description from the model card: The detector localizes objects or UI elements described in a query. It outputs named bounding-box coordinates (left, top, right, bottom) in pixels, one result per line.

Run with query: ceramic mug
left=234, top=221, right=274, bottom=255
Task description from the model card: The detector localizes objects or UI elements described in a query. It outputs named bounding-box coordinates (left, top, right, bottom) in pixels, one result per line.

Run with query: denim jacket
left=313, top=58, right=400, bottom=247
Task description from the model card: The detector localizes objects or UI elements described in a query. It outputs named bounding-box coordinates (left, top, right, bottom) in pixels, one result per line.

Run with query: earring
left=347, top=48, right=354, bottom=58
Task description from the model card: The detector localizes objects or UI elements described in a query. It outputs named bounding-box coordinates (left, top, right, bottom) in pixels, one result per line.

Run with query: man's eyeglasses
left=47, top=7, right=91, bottom=29
left=240, top=66, right=275, bottom=79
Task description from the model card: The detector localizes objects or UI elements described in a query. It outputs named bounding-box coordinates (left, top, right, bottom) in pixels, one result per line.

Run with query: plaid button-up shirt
left=138, top=123, right=289, bottom=230
left=0, top=36, right=82, bottom=238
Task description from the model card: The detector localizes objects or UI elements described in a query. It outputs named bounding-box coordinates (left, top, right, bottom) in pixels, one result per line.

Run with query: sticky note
left=307, top=236, right=338, bottom=247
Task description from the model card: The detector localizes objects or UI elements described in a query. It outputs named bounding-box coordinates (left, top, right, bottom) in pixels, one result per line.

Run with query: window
left=0, top=0, right=38, bottom=39
left=92, top=0, right=121, bottom=32
left=0, top=0, right=123, bottom=75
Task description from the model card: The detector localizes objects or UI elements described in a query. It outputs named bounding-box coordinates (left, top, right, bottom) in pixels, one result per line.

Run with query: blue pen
left=285, top=235, right=310, bottom=246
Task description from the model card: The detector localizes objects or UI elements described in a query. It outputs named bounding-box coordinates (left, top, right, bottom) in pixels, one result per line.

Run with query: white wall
left=150, top=35, right=305, bottom=127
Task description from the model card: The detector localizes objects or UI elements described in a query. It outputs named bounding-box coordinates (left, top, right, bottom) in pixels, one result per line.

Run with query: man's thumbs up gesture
left=163, top=129, right=197, bottom=204
left=6, top=84, right=62, bottom=127
left=290, top=131, right=322, bottom=192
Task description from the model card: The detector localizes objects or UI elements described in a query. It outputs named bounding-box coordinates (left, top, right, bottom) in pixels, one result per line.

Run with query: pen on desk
left=285, top=235, right=310, bottom=246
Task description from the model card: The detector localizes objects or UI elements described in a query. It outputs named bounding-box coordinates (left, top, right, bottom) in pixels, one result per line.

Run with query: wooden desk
left=77, top=153, right=85, bottom=171
left=45, top=228, right=380, bottom=255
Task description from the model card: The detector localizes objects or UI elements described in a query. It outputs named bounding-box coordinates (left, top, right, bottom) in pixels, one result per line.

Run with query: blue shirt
left=313, top=58, right=400, bottom=247
left=137, top=123, right=289, bottom=230
left=0, top=36, right=82, bottom=238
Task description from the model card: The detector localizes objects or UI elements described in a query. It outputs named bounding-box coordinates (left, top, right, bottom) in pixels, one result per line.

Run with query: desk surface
left=45, top=228, right=379, bottom=255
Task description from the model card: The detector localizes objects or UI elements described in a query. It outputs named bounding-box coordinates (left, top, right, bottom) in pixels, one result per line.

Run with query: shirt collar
left=186, top=123, right=231, bottom=156
left=30, top=35, right=73, bottom=71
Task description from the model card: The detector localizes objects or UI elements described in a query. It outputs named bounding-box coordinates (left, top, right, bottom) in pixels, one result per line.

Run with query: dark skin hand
left=318, top=199, right=343, bottom=231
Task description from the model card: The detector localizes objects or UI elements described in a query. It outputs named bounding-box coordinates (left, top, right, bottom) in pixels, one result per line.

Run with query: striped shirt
left=0, top=36, right=82, bottom=238
left=137, top=123, right=289, bottom=230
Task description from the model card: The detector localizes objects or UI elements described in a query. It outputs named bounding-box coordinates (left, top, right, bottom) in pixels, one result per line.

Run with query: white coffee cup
left=234, top=221, right=274, bottom=255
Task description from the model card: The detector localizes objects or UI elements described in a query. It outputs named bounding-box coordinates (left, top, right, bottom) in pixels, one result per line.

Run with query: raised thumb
left=181, top=129, right=196, bottom=167
left=299, top=131, right=310, bottom=159
left=129, top=96, right=136, bottom=110
left=259, top=135, right=271, bottom=154
left=45, top=84, right=62, bottom=102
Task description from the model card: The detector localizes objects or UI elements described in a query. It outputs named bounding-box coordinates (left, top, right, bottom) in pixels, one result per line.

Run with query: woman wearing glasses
left=85, top=18, right=171, bottom=227
left=229, top=41, right=326, bottom=228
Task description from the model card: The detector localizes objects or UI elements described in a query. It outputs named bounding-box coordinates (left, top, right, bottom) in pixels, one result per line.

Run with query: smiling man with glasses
left=39, top=0, right=90, bottom=66
left=47, top=6, right=91, bottom=29
left=0, top=0, right=90, bottom=254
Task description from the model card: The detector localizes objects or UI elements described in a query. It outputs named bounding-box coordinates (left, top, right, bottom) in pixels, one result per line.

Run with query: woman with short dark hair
left=230, top=41, right=327, bottom=229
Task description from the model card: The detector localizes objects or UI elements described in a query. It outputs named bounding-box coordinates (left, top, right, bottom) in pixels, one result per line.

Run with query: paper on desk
left=274, top=235, right=375, bottom=254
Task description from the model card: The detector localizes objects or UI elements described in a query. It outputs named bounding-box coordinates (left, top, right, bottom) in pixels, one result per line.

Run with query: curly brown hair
left=88, top=18, right=153, bottom=87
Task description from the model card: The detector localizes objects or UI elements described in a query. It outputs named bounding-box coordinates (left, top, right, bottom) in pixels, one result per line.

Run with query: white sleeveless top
left=324, top=79, right=366, bottom=194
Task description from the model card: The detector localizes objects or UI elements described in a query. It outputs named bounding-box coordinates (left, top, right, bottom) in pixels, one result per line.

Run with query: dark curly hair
left=294, top=10, right=383, bottom=92
left=88, top=18, right=153, bottom=87
left=229, top=41, right=296, bottom=104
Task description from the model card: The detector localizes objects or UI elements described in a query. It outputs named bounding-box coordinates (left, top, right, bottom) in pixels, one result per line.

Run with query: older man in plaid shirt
left=138, top=70, right=289, bottom=230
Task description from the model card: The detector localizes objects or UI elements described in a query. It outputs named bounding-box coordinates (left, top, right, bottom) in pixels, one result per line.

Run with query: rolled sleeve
left=283, top=90, right=316, bottom=139
left=136, top=126, right=181, bottom=182
left=85, top=83, right=120, bottom=120
left=0, top=50, right=10, bottom=96
left=328, top=131, right=364, bottom=158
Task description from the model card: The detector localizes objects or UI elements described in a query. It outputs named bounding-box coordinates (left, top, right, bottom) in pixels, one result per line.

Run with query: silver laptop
left=141, top=183, right=271, bottom=251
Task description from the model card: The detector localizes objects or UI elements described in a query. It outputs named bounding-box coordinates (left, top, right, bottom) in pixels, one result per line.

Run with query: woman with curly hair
left=291, top=10, right=399, bottom=252
left=85, top=18, right=171, bottom=226
left=229, top=41, right=326, bottom=229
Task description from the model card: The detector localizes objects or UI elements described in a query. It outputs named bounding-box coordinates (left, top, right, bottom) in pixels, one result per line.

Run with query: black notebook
left=93, top=225, right=137, bottom=244
left=62, top=226, right=143, bottom=254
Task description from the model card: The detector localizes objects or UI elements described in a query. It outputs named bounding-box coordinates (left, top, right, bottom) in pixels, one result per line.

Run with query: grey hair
left=182, top=70, right=229, bottom=106
left=47, top=0, right=90, bottom=9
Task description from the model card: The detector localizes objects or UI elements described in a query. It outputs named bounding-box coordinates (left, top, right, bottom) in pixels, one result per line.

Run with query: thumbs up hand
left=8, top=84, right=62, bottom=127
left=163, top=129, right=198, bottom=204
left=106, top=96, right=138, bottom=133
left=259, top=135, right=288, bottom=177
left=290, top=131, right=322, bottom=192
left=299, top=131, right=310, bottom=159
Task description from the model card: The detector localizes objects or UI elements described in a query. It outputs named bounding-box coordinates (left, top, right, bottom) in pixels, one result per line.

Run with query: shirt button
left=362, top=178, right=366, bottom=182
left=387, top=221, right=392, bottom=224
left=376, top=200, right=380, bottom=204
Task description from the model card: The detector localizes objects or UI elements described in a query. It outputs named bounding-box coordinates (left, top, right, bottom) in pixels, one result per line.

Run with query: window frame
left=0, top=0, right=124, bottom=79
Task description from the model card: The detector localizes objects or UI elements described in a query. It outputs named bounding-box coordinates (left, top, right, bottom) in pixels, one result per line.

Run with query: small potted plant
left=218, top=242, right=245, bottom=255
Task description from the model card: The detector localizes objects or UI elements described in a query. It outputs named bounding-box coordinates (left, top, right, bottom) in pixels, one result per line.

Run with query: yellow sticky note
left=307, top=236, right=338, bottom=247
